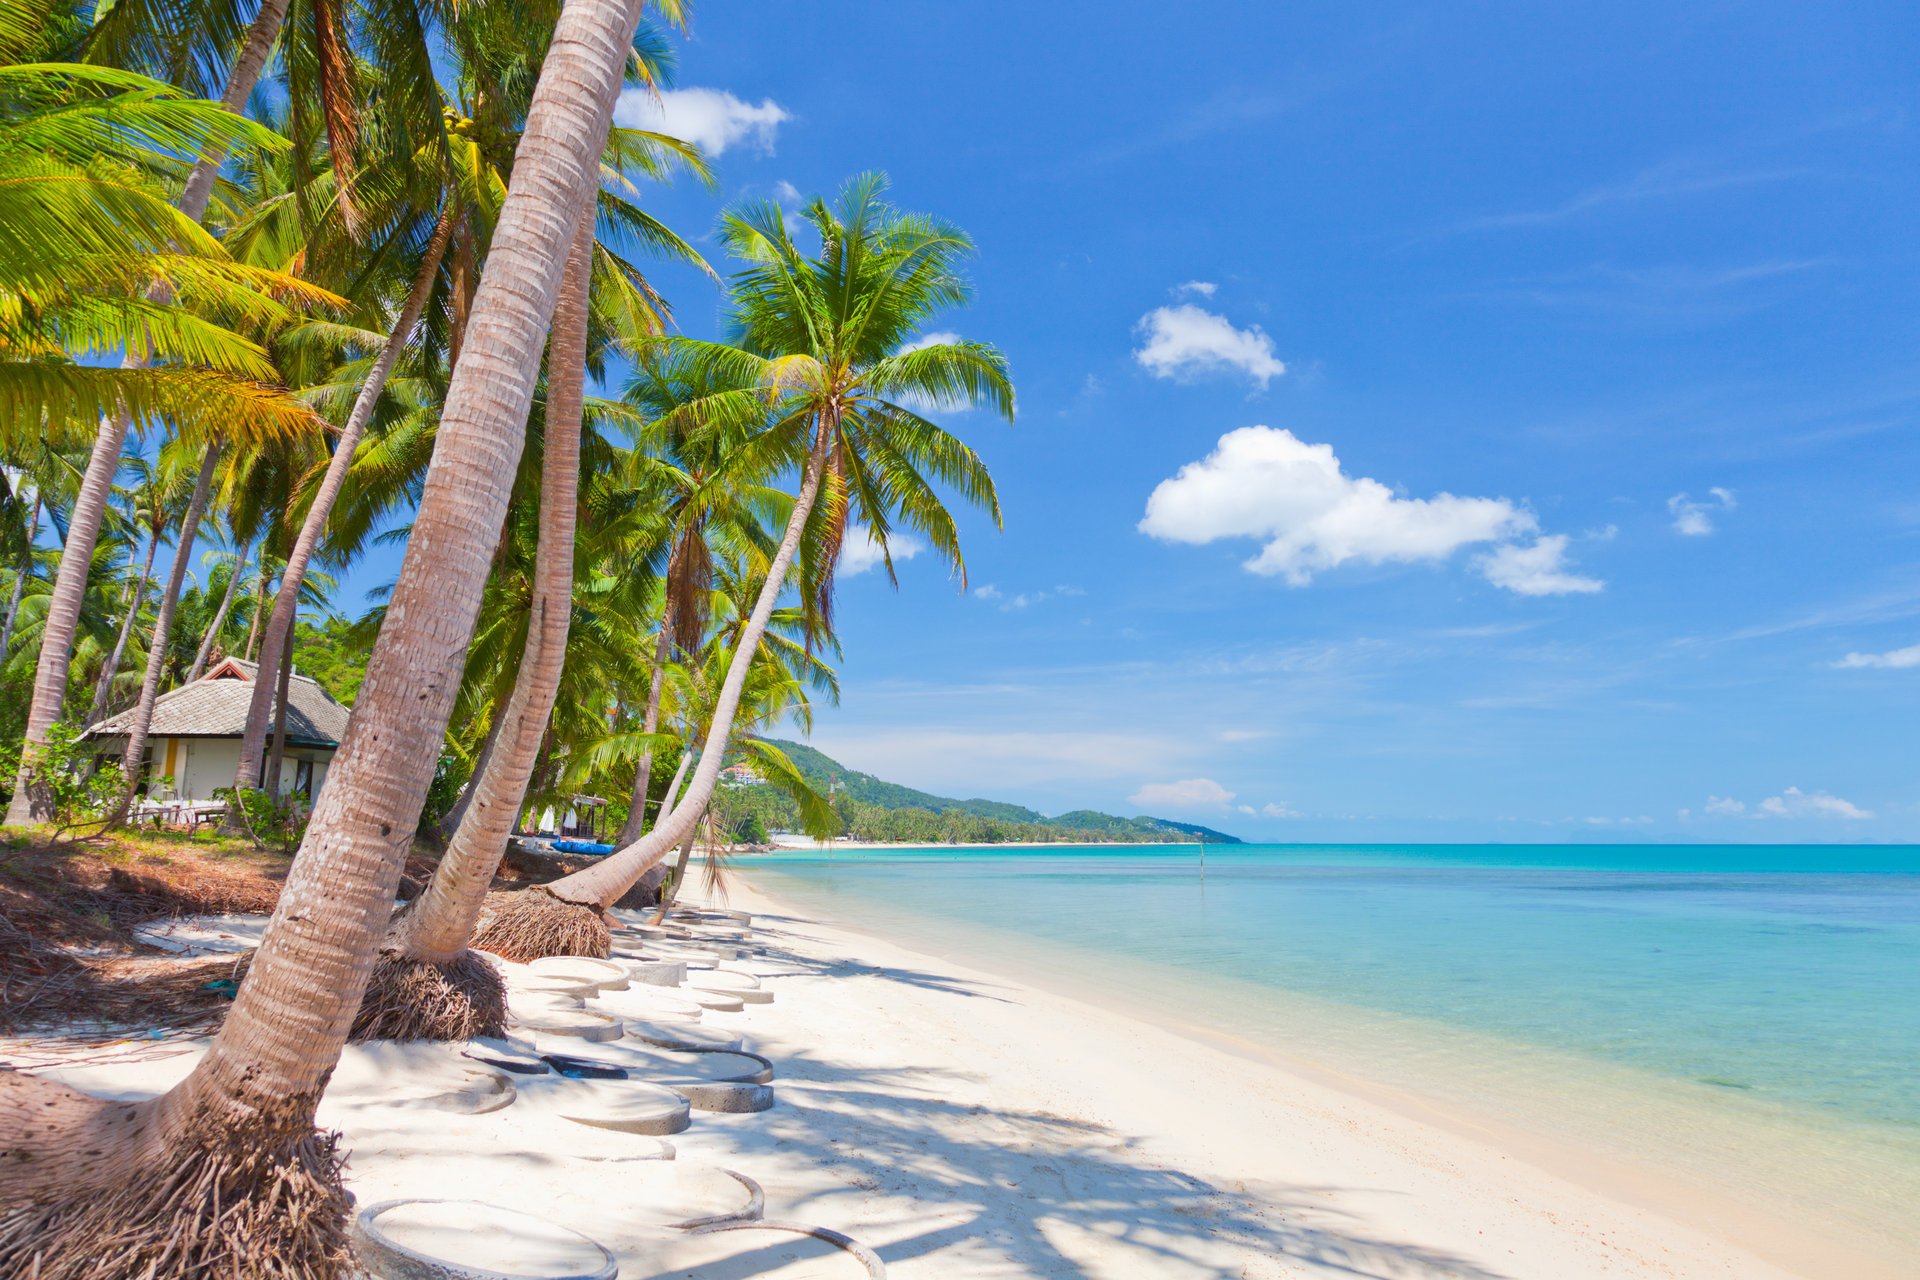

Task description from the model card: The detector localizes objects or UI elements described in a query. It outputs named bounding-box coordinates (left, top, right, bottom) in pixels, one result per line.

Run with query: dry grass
left=0, top=829, right=284, bottom=1034
left=0, top=1097, right=352, bottom=1280
left=349, top=950, right=507, bottom=1042
left=469, top=885, right=610, bottom=962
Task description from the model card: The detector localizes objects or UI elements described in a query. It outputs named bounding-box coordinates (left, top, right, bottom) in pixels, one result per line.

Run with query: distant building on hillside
left=85, top=657, right=352, bottom=803
left=719, top=762, right=764, bottom=785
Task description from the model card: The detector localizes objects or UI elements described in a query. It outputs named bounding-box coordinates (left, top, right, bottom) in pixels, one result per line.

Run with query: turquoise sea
left=746, top=843, right=1920, bottom=1264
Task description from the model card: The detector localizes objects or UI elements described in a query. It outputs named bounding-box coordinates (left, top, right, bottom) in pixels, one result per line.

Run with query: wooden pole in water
left=1198, top=831, right=1206, bottom=881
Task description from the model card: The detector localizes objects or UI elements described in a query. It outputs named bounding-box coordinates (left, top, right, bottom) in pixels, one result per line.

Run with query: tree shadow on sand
left=719, top=1031, right=1510, bottom=1277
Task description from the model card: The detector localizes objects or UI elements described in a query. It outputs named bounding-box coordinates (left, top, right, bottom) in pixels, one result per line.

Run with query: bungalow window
left=294, top=757, right=314, bottom=799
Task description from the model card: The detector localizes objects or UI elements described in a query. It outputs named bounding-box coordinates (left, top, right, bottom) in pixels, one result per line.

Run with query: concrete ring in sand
left=668, top=1079, right=774, bottom=1113
left=352, top=1199, right=617, bottom=1280
left=511, top=1008, right=623, bottom=1042
left=672, top=1220, right=887, bottom=1274
left=678, top=989, right=746, bottom=1013
left=609, top=956, right=688, bottom=987
left=515, top=1074, right=692, bottom=1135
left=528, top=956, right=630, bottom=991
left=590, top=987, right=706, bottom=1022
left=623, top=1019, right=744, bottom=1052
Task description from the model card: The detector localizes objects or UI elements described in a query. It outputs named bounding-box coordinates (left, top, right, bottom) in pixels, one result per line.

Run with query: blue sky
left=382, top=3, right=1920, bottom=841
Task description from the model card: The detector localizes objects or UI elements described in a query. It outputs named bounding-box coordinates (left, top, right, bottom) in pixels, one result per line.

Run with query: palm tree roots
left=0, top=1083, right=351, bottom=1280
left=469, top=885, right=609, bottom=962
left=349, top=949, right=507, bottom=1042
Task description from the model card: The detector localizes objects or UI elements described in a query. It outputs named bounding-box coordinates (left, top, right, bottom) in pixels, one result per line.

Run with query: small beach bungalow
left=85, top=657, right=353, bottom=804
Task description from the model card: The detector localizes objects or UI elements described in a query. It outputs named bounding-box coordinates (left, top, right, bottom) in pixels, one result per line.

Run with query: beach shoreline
left=720, top=868, right=1906, bottom=1279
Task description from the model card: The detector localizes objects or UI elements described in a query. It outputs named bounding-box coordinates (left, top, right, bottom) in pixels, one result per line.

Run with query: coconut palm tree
left=0, top=0, right=674, bottom=1267
left=1, top=57, right=331, bottom=825
left=483, top=173, right=1012, bottom=950
left=229, top=28, right=709, bottom=796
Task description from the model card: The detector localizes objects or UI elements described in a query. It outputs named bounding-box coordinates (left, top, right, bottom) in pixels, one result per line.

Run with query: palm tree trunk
left=435, top=704, right=505, bottom=841
left=391, top=207, right=592, bottom=964
left=651, top=809, right=704, bottom=924
left=2, top=0, right=292, bottom=828
left=0, top=495, right=39, bottom=661
left=86, top=519, right=160, bottom=727
left=264, top=599, right=295, bottom=796
left=544, top=415, right=835, bottom=908
left=657, top=746, right=692, bottom=822
left=614, top=611, right=674, bottom=844
left=176, top=0, right=293, bottom=222
left=190, top=539, right=249, bottom=681
left=232, top=206, right=456, bottom=794
left=115, top=450, right=218, bottom=812
left=0, top=0, right=651, bottom=1266
left=4, top=414, right=128, bottom=824
left=242, top=565, right=269, bottom=659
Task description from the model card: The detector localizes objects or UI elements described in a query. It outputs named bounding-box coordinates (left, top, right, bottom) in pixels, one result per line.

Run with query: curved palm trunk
left=2, top=0, right=294, bottom=828
left=435, top=702, right=506, bottom=841
left=656, top=746, right=693, bottom=825
left=242, top=566, right=269, bottom=659
left=544, top=416, right=834, bottom=909
left=650, top=808, right=704, bottom=924
left=0, top=494, right=39, bottom=660
left=614, top=611, right=674, bottom=844
left=232, top=207, right=457, bottom=794
left=115, top=449, right=218, bottom=812
left=0, top=1, right=648, bottom=1267
left=87, top=521, right=160, bottom=727
left=264, top=600, right=296, bottom=797
left=190, top=539, right=249, bottom=680
left=4, top=416, right=128, bottom=824
left=392, top=207, right=592, bottom=964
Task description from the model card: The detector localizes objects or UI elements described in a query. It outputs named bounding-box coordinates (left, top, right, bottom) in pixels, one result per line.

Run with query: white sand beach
left=17, top=877, right=1897, bottom=1279
left=703, top=873, right=1870, bottom=1280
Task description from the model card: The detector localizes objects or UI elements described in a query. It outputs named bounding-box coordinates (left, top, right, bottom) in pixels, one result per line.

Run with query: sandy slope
left=689, top=874, right=1814, bottom=1280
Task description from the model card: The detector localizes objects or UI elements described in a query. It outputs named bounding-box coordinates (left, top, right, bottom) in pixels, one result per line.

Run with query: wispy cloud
left=1696, top=787, right=1873, bottom=820
left=1172, top=280, right=1218, bottom=298
left=840, top=527, right=925, bottom=577
left=613, top=87, right=790, bottom=156
left=1133, top=305, right=1286, bottom=388
left=1833, top=643, right=1920, bottom=670
left=1437, top=157, right=1812, bottom=237
left=1669, top=487, right=1738, bottom=536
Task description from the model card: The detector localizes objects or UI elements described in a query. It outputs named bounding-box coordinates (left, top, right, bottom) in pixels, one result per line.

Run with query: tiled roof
left=87, top=659, right=351, bottom=748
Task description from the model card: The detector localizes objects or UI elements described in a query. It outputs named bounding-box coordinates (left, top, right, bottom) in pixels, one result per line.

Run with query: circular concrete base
left=529, top=956, right=630, bottom=992
left=626, top=1220, right=887, bottom=1279
left=353, top=1199, right=617, bottom=1280
left=678, top=989, right=746, bottom=1013
left=670, top=1080, right=775, bottom=1113
left=624, top=1019, right=744, bottom=1053
left=610, top=957, right=689, bottom=987
left=462, top=1037, right=550, bottom=1076
left=511, top=1008, right=623, bottom=1042
left=591, top=988, right=707, bottom=1022
left=516, top=1075, right=691, bottom=1136
left=531, top=1039, right=774, bottom=1086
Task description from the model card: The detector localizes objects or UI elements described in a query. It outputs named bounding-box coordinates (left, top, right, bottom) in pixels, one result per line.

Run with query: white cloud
left=1141, top=426, right=1601, bottom=595
left=1236, top=804, right=1255, bottom=815
left=1129, top=777, right=1236, bottom=809
left=1173, top=280, right=1218, bottom=297
left=1704, top=795, right=1747, bottom=815
left=1261, top=802, right=1299, bottom=818
left=1133, top=305, right=1286, bottom=387
left=900, top=330, right=960, bottom=354
left=813, top=728, right=1187, bottom=791
left=1833, top=644, right=1920, bottom=670
left=840, top=527, right=924, bottom=577
left=972, top=585, right=1002, bottom=601
left=613, top=87, right=790, bottom=157
left=1668, top=487, right=1737, bottom=536
left=1474, top=535, right=1605, bottom=596
left=773, top=179, right=802, bottom=203
left=1756, top=787, right=1872, bottom=820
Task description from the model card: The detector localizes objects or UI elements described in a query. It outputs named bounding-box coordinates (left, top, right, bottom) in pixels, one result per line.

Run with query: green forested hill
left=755, top=739, right=1242, bottom=844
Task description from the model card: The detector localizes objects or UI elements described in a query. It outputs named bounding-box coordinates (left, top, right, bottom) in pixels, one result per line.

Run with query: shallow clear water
left=748, top=842, right=1920, bottom=1255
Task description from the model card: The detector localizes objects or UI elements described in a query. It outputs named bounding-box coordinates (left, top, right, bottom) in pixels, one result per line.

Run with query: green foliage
left=293, top=614, right=368, bottom=705
left=20, top=720, right=125, bottom=833
left=213, top=785, right=309, bottom=853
